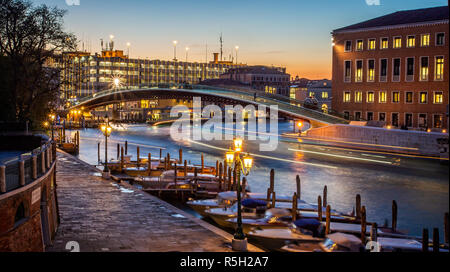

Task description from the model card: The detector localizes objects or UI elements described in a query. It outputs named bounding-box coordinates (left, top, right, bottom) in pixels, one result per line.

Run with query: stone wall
left=0, top=161, right=58, bottom=252
left=305, top=124, right=449, bottom=156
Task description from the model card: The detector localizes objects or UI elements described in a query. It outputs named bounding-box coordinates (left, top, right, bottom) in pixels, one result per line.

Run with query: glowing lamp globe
left=226, top=150, right=235, bottom=164
left=243, top=154, right=253, bottom=169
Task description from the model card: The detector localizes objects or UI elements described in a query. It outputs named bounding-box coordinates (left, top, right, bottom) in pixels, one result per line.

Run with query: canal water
left=70, top=122, right=449, bottom=238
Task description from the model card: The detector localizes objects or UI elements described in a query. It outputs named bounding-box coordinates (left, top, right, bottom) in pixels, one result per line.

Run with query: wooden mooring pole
left=296, top=175, right=301, bottom=200
left=361, top=206, right=367, bottom=243
left=317, top=196, right=322, bottom=222
left=422, top=229, right=429, bottom=252
left=356, top=194, right=361, bottom=220
left=323, top=185, right=327, bottom=207
left=392, top=200, right=398, bottom=232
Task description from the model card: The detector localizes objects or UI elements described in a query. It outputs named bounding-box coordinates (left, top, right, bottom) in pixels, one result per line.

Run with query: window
left=368, top=39, right=376, bottom=50
left=355, top=60, right=363, bottom=82
left=355, top=112, right=362, bottom=121
left=367, top=60, right=375, bottom=82
left=393, top=58, right=401, bottom=81
left=436, top=33, right=445, bottom=46
left=420, top=57, right=429, bottom=81
left=355, top=91, right=363, bottom=103
left=405, top=113, right=413, bottom=128
left=322, top=92, right=329, bottom=99
left=344, top=60, right=351, bottom=82
left=405, top=92, right=413, bottom=103
left=379, top=113, right=386, bottom=122
left=381, top=37, right=389, bottom=49
left=433, top=115, right=443, bottom=128
left=379, top=91, right=387, bottom=103
left=407, top=36, right=415, bottom=48
left=421, top=34, right=430, bottom=47
left=392, top=91, right=400, bottom=103
left=434, top=91, right=443, bottom=104
left=14, top=202, right=26, bottom=226
left=406, top=57, right=414, bottom=81
left=393, top=37, right=402, bottom=48
left=343, top=91, right=351, bottom=102
left=345, top=40, right=352, bottom=52
left=367, top=91, right=374, bottom=103
left=344, top=111, right=350, bottom=120
left=356, top=40, right=363, bottom=51
left=435, top=56, right=444, bottom=81
left=367, top=112, right=374, bottom=121
left=392, top=113, right=399, bottom=127
left=380, top=59, right=388, bottom=82
left=419, top=92, right=428, bottom=104
left=418, top=114, right=427, bottom=128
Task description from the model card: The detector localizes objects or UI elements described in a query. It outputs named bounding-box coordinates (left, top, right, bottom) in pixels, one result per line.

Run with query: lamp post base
left=231, top=238, right=248, bottom=252
left=102, top=170, right=111, bottom=179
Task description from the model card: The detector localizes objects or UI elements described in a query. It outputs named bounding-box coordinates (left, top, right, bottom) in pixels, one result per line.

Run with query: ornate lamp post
left=100, top=116, right=112, bottom=179
left=225, top=138, right=253, bottom=251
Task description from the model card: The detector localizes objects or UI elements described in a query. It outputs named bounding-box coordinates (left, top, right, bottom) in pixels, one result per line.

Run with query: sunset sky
left=36, top=0, right=448, bottom=79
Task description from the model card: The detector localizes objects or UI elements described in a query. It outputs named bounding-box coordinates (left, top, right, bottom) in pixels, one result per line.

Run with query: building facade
left=332, top=6, right=449, bottom=130
left=220, top=66, right=291, bottom=96
left=54, top=50, right=245, bottom=101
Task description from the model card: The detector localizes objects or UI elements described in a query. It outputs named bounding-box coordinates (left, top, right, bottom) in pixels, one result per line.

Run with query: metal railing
left=0, top=140, right=56, bottom=194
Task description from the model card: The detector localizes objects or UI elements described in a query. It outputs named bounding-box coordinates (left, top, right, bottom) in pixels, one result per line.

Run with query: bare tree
left=0, top=0, right=76, bottom=126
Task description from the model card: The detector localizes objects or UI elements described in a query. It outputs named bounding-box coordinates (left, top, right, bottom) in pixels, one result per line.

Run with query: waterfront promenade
left=47, top=151, right=262, bottom=252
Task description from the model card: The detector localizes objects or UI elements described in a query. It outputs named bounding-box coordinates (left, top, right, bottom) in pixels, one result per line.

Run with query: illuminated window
left=322, top=92, right=329, bottom=99
left=434, top=92, right=443, bottom=104
left=355, top=91, right=363, bottom=103
left=379, top=91, right=387, bottom=103
left=392, top=91, right=400, bottom=103
left=356, top=40, right=363, bottom=51
left=355, top=60, right=363, bottom=82
left=421, top=34, right=430, bottom=47
left=433, top=115, right=443, bottom=128
left=436, top=33, right=445, bottom=46
left=380, top=37, right=389, bottom=49
left=367, top=91, right=374, bottom=103
left=393, top=37, right=402, bottom=48
left=407, top=36, right=415, bottom=48
left=367, top=59, right=375, bottom=82
left=420, top=57, right=429, bottom=81
left=405, top=92, right=413, bottom=103
left=343, top=91, right=351, bottom=102
left=419, top=92, right=428, bottom=104
left=368, top=39, right=376, bottom=50
left=435, top=56, right=444, bottom=81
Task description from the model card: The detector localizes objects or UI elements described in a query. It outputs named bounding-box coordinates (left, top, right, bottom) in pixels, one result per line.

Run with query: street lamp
left=100, top=116, right=112, bottom=179
left=225, top=138, right=253, bottom=251
left=173, top=40, right=178, bottom=61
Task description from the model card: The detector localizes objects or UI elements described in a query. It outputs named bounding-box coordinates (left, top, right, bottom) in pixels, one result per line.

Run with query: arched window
left=321, top=104, right=329, bottom=114
left=14, top=202, right=26, bottom=225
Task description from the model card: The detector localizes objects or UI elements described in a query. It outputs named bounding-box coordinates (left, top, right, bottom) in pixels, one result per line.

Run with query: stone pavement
left=47, top=151, right=262, bottom=252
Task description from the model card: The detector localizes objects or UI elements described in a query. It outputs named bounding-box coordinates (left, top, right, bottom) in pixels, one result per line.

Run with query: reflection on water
left=70, top=122, right=448, bottom=238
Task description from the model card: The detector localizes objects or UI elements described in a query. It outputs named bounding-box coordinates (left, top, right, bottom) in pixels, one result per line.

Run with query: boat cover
left=242, top=198, right=268, bottom=208
left=326, top=233, right=363, bottom=251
